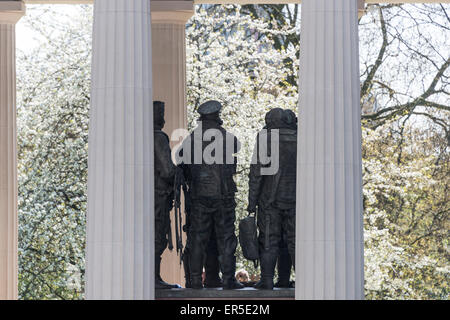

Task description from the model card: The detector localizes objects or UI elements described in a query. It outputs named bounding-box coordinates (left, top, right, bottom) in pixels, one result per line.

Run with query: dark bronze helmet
left=153, top=101, right=165, bottom=130
left=283, top=109, right=297, bottom=128
left=264, top=108, right=285, bottom=129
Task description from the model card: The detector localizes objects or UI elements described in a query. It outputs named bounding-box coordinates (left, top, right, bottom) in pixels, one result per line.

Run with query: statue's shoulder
left=223, top=128, right=240, bottom=145
left=279, top=128, right=297, bottom=135
left=256, top=128, right=269, bottom=139
left=279, top=128, right=297, bottom=143
left=154, top=130, right=170, bottom=143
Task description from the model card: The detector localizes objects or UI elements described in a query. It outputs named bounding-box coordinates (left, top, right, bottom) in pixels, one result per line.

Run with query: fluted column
left=86, top=0, right=154, bottom=300
left=0, top=1, right=25, bottom=301
left=296, top=0, right=364, bottom=300
left=151, top=3, right=193, bottom=288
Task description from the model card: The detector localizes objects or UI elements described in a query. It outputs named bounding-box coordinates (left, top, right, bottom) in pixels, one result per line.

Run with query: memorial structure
left=1, top=0, right=446, bottom=300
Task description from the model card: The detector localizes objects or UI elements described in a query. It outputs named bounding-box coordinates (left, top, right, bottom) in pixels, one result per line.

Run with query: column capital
left=0, top=1, right=25, bottom=25
left=151, top=1, right=194, bottom=25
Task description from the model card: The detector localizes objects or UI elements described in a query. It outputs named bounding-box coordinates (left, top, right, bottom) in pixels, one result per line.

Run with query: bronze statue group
left=153, top=100, right=297, bottom=290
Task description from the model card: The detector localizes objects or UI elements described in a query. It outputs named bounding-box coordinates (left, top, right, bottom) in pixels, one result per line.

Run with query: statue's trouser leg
left=154, top=194, right=178, bottom=289
left=275, top=236, right=292, bottom=288
left=188, top=201, right=213, bottom=289
left=284, top=208, right=296, bottom=271
left=214, top=199, right=243, bottom=289
left=204, top=229, right=222, bottom=288
left=183, top=209, right=192, bottom=288
left=256, top=206, right=281, bottom=290
left=283, top=208, right=296, bottom=288
left=182, top=246, right=191, bottom=288
left=155, top=194, right=168, bottom=258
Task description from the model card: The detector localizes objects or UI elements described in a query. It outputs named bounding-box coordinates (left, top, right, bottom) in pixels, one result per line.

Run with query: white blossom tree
left=17, top=5, right=92, bottom=299
left=15, top=3, right=448, bottom=299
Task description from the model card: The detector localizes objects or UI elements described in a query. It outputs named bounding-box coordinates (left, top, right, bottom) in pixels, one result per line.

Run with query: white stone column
left=151, top=2, right=193, bottom=288
left=0, top=1, right=25, bottom=301
left=86, top=0, right=154, bottom=300
left=296, top=0, right=364, bottom=300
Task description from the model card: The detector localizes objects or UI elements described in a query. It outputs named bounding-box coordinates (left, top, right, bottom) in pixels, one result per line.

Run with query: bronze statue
left=202, top=231, right=222, bottom=288
left=153, top=101, right=179, bottom=289
left=175, top=149, right=223, bottom=289
left=248, top=108, right=297, bottom=290
left=274, top=109, right=296, bottom=289
left=177, top=100, right=244, bottom=290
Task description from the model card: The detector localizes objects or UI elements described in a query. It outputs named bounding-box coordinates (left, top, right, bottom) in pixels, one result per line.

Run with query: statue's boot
left=190, top=276, right=203, bottom=289
left=221, top=256, right=244, bottom=290
left=253, top=279, right=264, bottom=289
left=287, top=249, right=295, bottom=288
left=155, top=256, right=180, bottom=289
left=255, top=249, right=277, bottom=290
left=274, top=248, right=292, bottom=288
left=204, top=253, right=222, bottom=288
left=223, top=277, right=244, bottom=290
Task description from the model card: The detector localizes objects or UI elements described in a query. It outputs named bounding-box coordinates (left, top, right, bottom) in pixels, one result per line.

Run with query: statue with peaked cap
left=176, top=100, right=244, bottom=290
left=153, top=101, right=180, bottom=289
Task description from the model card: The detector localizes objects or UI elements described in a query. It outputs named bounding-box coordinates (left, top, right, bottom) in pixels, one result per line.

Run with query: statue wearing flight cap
left=176, top=100, right=244, bottom=290
left=248, top=108, right=297, bottom=290
left=153, top=101, right=180, bottom=289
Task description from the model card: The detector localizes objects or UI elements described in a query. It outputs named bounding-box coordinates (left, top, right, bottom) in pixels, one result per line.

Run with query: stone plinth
left=156, top=288, right=295, bottom=300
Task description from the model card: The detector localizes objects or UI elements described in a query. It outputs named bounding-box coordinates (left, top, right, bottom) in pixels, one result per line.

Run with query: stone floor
left=156, top=287, right=295, bottom=300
